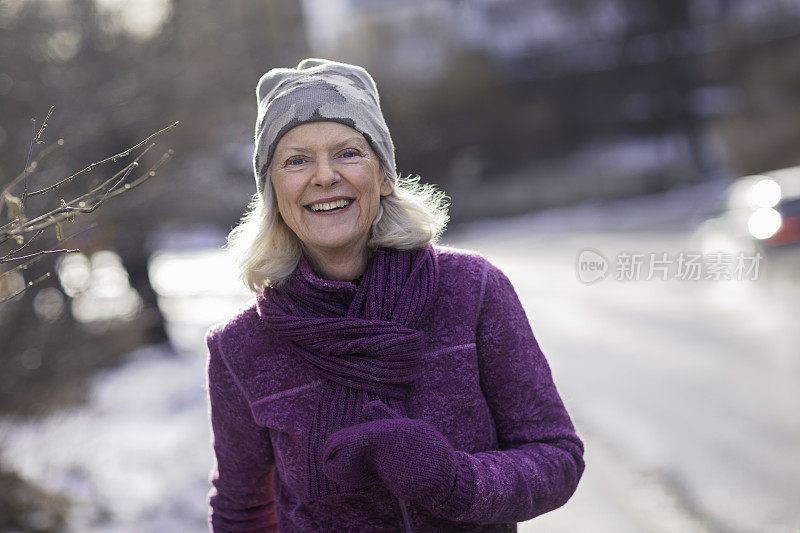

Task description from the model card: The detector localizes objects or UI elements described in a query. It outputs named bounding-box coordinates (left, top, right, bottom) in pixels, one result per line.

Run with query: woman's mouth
left=305, top=198, right=353, bottom=214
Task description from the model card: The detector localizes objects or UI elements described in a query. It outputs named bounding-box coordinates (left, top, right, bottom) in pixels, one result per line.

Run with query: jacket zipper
left=397, top=496, right=413, bottom=533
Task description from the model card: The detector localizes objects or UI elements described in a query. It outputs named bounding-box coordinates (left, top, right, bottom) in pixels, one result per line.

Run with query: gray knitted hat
left=253, top=58, right=396, bottom=195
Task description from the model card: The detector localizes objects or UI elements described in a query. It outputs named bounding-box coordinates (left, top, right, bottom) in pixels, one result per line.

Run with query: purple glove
left=321, top=400, right=461, bottom=508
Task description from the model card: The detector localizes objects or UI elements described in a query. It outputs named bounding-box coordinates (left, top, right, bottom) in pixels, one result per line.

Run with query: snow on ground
left=0, top=345, right=213, bottom=532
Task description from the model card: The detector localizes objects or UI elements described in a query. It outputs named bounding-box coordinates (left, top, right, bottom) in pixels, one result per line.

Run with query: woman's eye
left=287, top=157, right=306, bottom=166
left=341, top=150, right=361, bottom=159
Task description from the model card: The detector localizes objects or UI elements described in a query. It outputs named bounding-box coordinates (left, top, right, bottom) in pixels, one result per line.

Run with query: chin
left=307, top=234, right=367, bottom=252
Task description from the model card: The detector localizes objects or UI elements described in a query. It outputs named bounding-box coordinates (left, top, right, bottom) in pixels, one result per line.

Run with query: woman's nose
left=312, top=158, right=341, bottom=187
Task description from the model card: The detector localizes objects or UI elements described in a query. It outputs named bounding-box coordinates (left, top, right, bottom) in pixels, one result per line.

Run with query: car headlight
left=747, top=207, right=782, bottom=239
left=748, top=178, right=782, bottom=208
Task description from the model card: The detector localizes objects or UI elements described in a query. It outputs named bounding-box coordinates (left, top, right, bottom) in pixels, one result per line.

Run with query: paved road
left=446, top=228, right=800, bottom=533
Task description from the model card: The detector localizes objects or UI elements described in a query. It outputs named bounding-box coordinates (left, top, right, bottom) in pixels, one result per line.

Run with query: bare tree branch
left=21, top=106, right=54, bottom=204
left=25, top=120, right=178, bottom=197
left=0, top=229, right=44, bottom=261
left=0, top=248, right=80, bottom=264
left=0, top=119, right=178, bottom=218
left=2, top=139, right=175, bottom=243
left=0, top=272, right=51, bottom=305
left=0, top=223, right=95, bottom=284
left=0, top=107, right=179, bottom=305
left=0, top=254, right=47, bottom=282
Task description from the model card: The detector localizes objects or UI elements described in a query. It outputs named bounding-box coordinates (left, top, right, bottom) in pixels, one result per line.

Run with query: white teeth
left=309, top=199, right=351, bottom=211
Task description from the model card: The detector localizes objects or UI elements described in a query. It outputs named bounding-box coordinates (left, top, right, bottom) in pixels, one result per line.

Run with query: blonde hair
left=225, top=168, right=450, bottom=292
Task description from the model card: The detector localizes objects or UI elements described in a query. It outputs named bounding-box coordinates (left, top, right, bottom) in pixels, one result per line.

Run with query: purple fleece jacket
left=205, top=244, right=585, bottom=532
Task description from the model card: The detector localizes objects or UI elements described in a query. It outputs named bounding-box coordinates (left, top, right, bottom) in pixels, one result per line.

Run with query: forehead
left=275, top=121, right=369, bottom=151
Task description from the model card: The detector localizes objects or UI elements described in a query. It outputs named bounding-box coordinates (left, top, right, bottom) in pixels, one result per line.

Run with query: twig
left=23, top=119, right=35, bottom=203
left=0, top=272, right=50, bottom=305
left=0, top=120, right=177, bottom=218
left=0, top=222, right=92, bottom=282
left=0, top=254, right=46, bottom=281
left=0, top=229, right=44, bottom=261
left=35, top=106, right=54, bottom=144
left=19, top=146, right=169, bottom=236
left=3, top=162, right=140, bottom=235
left=1, top=112, right=179, bottom=305
left=0, top=285, right=28, bottom=305
left=0, top=248, right=79, bottom=264
left=0, top=139, right=64, bottom=219
left=26, top=121, right=178, bottom=197
left=20, top=106, right=54, bottom=205
left=124, top=148, right=173, bottom=189
left=0, top=142, right=161, bottom=241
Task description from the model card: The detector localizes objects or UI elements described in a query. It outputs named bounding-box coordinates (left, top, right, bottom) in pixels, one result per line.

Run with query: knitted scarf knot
left=257, top=243, right=439, bottom=500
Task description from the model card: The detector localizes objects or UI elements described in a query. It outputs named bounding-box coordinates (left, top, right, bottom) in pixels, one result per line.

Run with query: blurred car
left=692, top=166, right=800, bottom=280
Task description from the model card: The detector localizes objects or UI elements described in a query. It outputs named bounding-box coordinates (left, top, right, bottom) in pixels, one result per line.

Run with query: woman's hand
left=321, top=400, right=460, bottom=507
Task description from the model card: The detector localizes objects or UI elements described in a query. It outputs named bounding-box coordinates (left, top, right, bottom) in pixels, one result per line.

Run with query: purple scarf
left=258, top=243, right=439, bottom=500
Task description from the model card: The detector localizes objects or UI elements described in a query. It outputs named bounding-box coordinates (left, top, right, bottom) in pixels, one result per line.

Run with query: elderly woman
left=205, top=58, right=584, bottom=532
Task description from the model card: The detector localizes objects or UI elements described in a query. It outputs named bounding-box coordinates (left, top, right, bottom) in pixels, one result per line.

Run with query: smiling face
left=269, top=121, right=393, bottom=269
